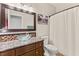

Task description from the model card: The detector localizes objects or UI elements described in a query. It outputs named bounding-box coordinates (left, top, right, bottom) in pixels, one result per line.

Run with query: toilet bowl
left=44, top=44, right=58, bottom=56
left=40, top=36, right=58, bottom=56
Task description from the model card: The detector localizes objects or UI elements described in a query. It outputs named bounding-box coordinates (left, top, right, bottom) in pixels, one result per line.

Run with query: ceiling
left=50, top=3, right=79, bottom=12
left=6, top=3, right=79, bottom=15
left=23, top=3, right=79, bottom=13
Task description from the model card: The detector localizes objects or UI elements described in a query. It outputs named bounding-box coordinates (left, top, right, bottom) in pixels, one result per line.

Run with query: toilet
left=40, top=36, right=58, bottom=56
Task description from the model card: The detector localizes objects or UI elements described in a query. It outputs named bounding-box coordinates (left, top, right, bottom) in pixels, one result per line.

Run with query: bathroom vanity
left=0, top=40, right=44, bottom=56
left=0, top=4, right=44, bottom=56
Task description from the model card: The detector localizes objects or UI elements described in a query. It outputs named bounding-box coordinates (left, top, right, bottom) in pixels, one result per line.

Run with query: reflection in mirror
left=4, top=9, right=34, bottom=30
left=9, top=15, right=22, bottom=29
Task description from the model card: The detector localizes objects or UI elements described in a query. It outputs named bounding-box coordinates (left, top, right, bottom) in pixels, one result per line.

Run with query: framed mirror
left=0, top=4, right=36, bottom=32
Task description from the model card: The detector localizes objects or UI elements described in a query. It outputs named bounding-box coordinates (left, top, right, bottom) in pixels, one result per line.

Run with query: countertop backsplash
left=0, top=32, right=36, bottom=42
left=0, top=35, right=17, bottom=42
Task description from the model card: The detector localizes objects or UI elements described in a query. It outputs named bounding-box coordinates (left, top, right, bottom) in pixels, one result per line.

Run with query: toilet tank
left=40, top=36, right=48, bottom=45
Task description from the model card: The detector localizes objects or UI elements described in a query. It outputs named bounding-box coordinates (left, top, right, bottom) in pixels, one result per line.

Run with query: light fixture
left=20, top=3, right=35, bottom=12
left=5, top=3, right=35, bottom=12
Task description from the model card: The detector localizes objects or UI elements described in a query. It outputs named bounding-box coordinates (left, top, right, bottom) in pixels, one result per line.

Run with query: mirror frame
left=0, top=4, right=36, bottom=32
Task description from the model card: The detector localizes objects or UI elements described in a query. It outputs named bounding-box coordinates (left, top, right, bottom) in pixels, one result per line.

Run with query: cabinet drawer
left=35, top=41, right=43, bottom=48
left=35, top=47, right=44, bottom=56
left=22, top=50, right=35, bottom=56
left=0, top=50, right=15, bottom=56
left=16, top=44, right=35, bottom=56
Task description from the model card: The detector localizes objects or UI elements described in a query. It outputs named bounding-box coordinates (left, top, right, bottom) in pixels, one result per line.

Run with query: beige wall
left=31, top=3, right=56, bottom=37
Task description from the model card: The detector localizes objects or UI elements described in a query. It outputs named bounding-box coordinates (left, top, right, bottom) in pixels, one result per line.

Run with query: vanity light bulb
left=29, top=7, right=34, bottom=12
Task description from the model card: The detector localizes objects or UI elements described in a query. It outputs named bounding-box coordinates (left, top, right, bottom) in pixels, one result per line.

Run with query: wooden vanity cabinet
left=0, top=50, right=15, bottom=56
left=22, top=50, right=36, bottom=56
left=35, top=41, right=44, bottom=56
left=35, top=47, right=44, bottom=56
left=15, top=43, right=36, bottom=56
left=0, top=40, right=44, bottom=56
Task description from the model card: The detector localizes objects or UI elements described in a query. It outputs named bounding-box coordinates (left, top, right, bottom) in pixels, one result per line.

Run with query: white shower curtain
left=50, top=7, right=79, bottom=56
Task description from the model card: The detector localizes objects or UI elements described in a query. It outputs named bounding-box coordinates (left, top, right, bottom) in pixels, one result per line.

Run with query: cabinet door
left=35, top=47, right=44, bottom=56
left=22, top=50, right=36, bottom=56
left=16, top=44, right=35, bottom=56
left=35, top=41, right=43, bottom=48
left=0, top=50, right=15, bottom=56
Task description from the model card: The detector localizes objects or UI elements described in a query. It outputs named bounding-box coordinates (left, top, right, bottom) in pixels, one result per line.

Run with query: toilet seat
left=44, top=44, right=58, bottom=56
left=45, top=44, right=58, bottom=51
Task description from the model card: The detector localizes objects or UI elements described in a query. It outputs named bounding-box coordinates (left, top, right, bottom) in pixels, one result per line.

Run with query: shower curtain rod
left=49, top=5, right=79, bottom=17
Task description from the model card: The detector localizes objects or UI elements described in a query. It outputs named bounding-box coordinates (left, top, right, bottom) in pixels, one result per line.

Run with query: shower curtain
left=50, top=7, right=79, bottom=56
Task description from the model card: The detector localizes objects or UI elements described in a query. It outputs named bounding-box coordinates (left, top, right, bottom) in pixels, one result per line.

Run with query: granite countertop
left=0, top=37, right=43, bottom=52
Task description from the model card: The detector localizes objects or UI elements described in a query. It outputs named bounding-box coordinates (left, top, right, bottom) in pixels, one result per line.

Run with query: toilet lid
left=45, top=44, right=58, bottom=51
